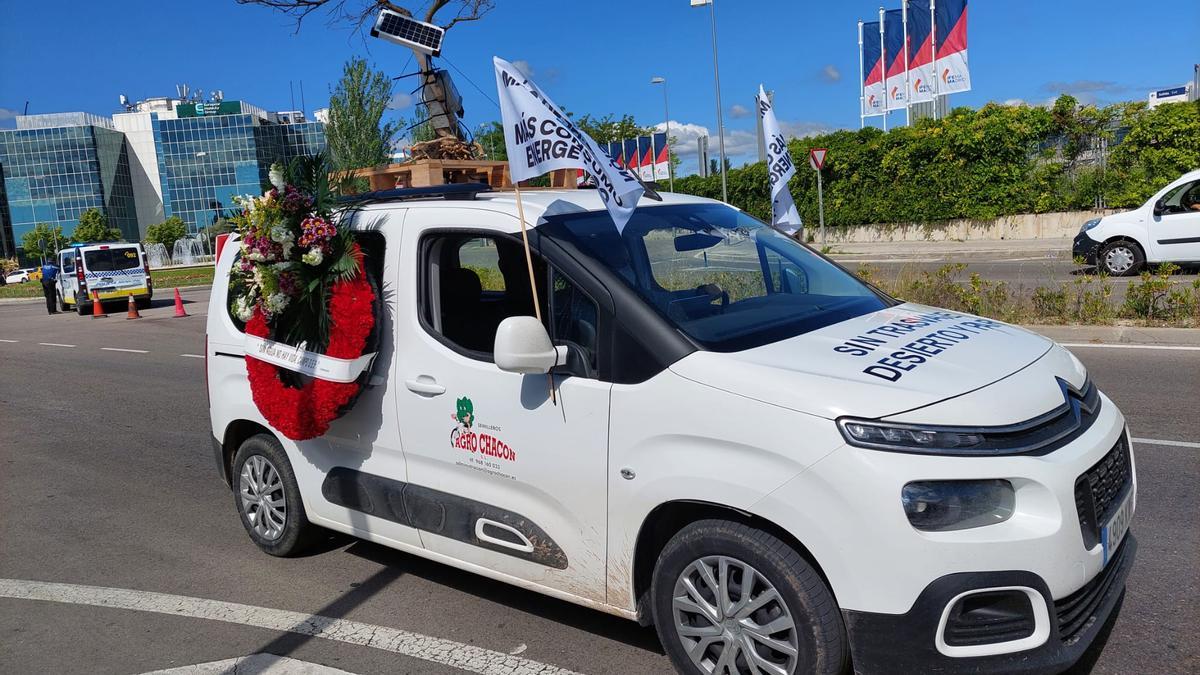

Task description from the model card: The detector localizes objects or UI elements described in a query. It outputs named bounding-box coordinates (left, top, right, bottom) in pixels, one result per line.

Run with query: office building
left=0, top=113, right=138, bottom=256
left=0, top=94, right=326, bottom=257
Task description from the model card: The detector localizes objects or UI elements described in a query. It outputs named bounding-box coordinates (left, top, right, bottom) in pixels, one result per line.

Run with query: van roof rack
left=342, top=182, right=492, bottom=204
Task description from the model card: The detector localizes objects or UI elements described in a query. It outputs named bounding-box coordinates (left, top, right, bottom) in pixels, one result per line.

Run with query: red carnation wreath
left=243, top=247, right=376, bottom=440
left=229, top=155, right=379, bottom=441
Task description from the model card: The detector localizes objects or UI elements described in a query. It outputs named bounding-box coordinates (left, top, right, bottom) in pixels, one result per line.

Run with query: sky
left=1, top=0, right=1197, bottom=175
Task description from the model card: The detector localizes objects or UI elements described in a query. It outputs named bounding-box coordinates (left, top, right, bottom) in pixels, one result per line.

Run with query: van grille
left=1074, top=435, right=1132, bottom=550
left=1055, top=538, right=1131, bottom=644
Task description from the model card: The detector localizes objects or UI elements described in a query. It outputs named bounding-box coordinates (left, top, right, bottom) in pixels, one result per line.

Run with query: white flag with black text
left=757, top=85, right=803, bottom=236
left=494, top=56, right=644, bottom=232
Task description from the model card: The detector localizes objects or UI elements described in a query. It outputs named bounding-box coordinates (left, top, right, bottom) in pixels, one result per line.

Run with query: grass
left=0, top=265, right=215, bottom=300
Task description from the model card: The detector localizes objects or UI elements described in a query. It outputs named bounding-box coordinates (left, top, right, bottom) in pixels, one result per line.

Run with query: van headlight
left=1079, top=217, right=1101, bottom=233
left=902, top=480, right=1015, bottom=531
left=838, top=418, right=987, bottom=454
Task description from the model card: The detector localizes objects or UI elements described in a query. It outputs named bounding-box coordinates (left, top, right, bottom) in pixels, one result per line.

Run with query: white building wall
left=113, top=111, right=165, bottom=237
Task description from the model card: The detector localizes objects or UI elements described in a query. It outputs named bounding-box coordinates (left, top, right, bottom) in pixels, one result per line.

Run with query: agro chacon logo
left=450, top=396, right=516, bottom=461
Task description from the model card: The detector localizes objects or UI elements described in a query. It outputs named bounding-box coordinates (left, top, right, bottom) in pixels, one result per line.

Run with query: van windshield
left=84, top=248, right=141, bottom=272
left=542, top=203, right=890, bottom=352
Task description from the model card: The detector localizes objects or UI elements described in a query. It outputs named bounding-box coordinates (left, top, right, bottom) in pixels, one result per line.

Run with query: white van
left=57, top=241, right=152, bottom=315
left=208, top=187, right=1136, bottom=674
left=1074, top=168, right=1200, bottom=275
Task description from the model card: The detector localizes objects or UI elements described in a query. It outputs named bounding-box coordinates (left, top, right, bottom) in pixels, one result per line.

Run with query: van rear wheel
left=232, top=434, right=319, bottom=557
left=651, top=520, right=846, bottom=675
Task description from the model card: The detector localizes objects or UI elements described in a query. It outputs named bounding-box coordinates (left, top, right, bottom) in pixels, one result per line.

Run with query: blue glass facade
left=0, top=120, right=138, bottom=254
left=154, top=111, right=326, bottom=235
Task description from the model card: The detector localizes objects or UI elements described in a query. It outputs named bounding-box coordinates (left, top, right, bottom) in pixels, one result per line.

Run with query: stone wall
left=821, top=209, right=1121, bottom=243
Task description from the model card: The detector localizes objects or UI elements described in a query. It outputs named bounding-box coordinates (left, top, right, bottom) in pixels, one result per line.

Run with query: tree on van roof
left=72, top=209, right=123, bottom=243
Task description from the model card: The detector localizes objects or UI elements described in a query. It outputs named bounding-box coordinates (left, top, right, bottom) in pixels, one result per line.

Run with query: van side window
left=60, top=251, right=76, bottom=274
left=422, top=233, right=599, bottom=375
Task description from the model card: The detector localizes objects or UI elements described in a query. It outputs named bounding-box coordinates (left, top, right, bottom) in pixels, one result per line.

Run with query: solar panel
left=370, top=9, right=444, bottom=56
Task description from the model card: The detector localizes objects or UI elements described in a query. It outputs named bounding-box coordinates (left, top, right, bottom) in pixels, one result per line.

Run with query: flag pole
left=903, top=0, right=911, bottom=126
left=879, top=7, right=888, bottom=132
left=858, top=21, right=865, bottom=129
left=931, top=0, right=939, bottom=120
left=511, top=181, right=555, bottom=403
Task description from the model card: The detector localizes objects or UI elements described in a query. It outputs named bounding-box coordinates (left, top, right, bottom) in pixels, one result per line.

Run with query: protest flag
left=756, top=85, right=803, bottom=236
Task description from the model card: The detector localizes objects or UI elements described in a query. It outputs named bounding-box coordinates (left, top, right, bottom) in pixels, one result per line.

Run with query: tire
left=651, top=520, right=846, bottom=675
left=231, top=433, right=319, bottom=557
left=76, top=298, right=90, bottom=316
left=1099, top=240, right=1144, bottom=277
left=57, top=292, right=69, bottom=312
left=136, top=297, right=151, bottom=310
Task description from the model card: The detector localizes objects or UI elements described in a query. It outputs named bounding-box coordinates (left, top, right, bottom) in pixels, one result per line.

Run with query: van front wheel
left=651, top=520, right=846, bottom=675
left=231, top=434, right=319, bottom=557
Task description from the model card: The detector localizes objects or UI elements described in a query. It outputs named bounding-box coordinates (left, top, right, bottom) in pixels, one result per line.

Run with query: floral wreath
left=229, top=155, right=378, bottom=440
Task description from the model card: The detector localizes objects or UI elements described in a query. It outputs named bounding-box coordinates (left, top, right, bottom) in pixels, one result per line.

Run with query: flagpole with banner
left=879, top=7, right=888, bottom=131
left=932, top=0, right=939, bottom=119
left=756, top=85, right=803, bottom=237
left=858, top=21, right=865, bottom=129
left=903, top=0, right=911, bottom=126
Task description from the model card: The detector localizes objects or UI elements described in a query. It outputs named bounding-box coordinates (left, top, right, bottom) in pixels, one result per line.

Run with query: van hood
left=669, top=303, right=1054, bottom=420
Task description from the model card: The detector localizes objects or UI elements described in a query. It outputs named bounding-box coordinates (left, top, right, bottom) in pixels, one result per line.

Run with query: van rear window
left=85, top=248, right=141, bottom=272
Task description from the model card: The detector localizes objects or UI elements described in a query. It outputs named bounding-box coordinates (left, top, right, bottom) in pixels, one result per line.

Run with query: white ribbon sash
left=244, top=334, right=377, bottom=384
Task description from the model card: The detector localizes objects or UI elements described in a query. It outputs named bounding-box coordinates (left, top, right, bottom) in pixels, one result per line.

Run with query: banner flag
left=624, top=138, right=640, bottom=174
left=608, top=141, right=624, bottom=167
left=494, top=56, right=643, bottom=231
left=862, top=21, right=885, bottom=117
left=653, top=131, right=670, bottom=182
left=884, top=8, right=908, bottom=108
left=639, top=137, right=656, bottom=182
left=936, top=0, right=970, bottom=94
left=757, top=85, right=803, bottom=235
left=907, top=0, right=936, bottom=103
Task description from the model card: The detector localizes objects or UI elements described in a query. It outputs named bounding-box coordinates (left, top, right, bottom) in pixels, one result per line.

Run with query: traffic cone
left=126, top=294, right=141, bottom=320
left=91, top=291, right=107, bottom=318
left=173, top=288, right=188, bottom=318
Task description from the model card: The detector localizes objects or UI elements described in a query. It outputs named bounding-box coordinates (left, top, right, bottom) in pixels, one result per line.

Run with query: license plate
left=1101, top=490, right=1134, bottom=566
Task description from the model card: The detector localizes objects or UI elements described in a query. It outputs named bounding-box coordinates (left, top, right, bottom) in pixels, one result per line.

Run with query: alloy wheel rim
left=1105, top=247, right=1134, bottom=273
left=238, top=455, right=286, bottom=540
left=672, top=555, right=799, bottom=675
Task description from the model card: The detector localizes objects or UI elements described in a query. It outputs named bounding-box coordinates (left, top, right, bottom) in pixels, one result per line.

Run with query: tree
left=474, top=121, right=507, bottom=161
left=327, top=57, right=399, bottom=172
left=233, top=1, right=494, bottom=35
left=574, top=113, right=654, bottom=145
left=72, top=209, right=122, bottom=242
left=19, top=223, right=66, bottom=263
left=144, top=216, right=188, bottom=251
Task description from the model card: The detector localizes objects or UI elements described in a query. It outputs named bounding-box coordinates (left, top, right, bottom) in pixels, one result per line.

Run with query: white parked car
left=5, top=267, right=36, bottom=283
left=1074, top=169, right=1200, bottom=275
left=208, top=187, right=1136, bottom=674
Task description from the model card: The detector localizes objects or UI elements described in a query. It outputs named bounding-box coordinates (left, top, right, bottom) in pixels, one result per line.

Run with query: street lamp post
left=650, top=77, right=674, bottom=192
left=692, top=0, right=728, bottom=203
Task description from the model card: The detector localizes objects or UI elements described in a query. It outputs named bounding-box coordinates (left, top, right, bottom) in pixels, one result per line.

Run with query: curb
left=1023, top=324, right=1200, bottom=348
left=0, top=283, right=213, bottom=305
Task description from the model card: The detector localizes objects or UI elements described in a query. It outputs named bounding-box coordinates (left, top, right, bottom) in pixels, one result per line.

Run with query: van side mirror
left=1153, top=198, right=1165, bottom=216
left=494, top=316, right=567, bottom=374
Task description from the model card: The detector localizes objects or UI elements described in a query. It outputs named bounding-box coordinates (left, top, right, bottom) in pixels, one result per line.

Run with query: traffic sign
left=809, top=148, right=828, bottom=171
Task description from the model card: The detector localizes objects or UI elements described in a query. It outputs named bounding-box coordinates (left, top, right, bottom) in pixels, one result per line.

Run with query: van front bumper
left=844, top=534, right=1134, bottom=674
left=1072, top=232, right=1101, bottom=265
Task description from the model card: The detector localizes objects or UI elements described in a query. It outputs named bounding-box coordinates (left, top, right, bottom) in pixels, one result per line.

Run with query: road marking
left=1133, top=437, right=1200, bottom=449
left=0, top=339, right=17, bottom=343
left=140, top=654, right=357, bottom=675
left=180, top=354, right=204, bottom=359
left=0, top=579, right=582, bottom=675
left=38, top=342, right=75, bottom=348
left=101, top=347, right=149, bottom=354
left=1059, top=343, right=1200, bottom=351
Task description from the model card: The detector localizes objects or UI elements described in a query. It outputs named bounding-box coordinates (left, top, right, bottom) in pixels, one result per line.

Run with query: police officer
left=40, top=260, right=60, bottom=315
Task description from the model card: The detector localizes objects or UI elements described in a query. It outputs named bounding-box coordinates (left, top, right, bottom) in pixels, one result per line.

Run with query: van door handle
left=475, top=518, right=535, bottom=554
left=405, top=377, right=445, bottom=396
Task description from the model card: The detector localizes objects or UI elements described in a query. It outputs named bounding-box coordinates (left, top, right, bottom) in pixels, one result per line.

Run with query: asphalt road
left=0, top=291, right=1197, bottom=674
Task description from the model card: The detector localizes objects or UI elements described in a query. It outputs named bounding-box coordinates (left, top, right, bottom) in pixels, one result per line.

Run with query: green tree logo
left=455, top=397, right=474, bottom=428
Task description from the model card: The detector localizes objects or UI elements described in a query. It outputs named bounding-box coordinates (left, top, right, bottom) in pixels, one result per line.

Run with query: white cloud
left=1003, top=98, right=1027, bottom=107
left=729, top=104, right=751, bottom=119
left=0, top=107, right=18, bottom=120
left=512, top=60, right=535, bottom=79
left=388, top=92, right=413, bottom=110
left=821, top=65, right=841, bottom=83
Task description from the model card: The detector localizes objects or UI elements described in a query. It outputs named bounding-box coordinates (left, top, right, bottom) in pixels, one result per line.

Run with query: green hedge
left=675, top=98, right=1200, bottom=228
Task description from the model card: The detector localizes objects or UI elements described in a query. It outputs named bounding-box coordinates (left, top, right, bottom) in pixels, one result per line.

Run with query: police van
left=207, top=186, right=1136, bottom=674
left=57, top=241, right=152, bottom=315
